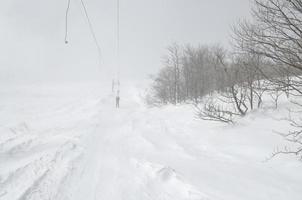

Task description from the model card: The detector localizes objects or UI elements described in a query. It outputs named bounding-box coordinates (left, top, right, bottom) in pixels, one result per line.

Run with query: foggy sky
left=0, top=0, right=252, bottom=83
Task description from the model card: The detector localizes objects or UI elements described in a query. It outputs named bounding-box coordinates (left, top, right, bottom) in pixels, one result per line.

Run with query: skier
left=116, top=91, right=120, bottom=108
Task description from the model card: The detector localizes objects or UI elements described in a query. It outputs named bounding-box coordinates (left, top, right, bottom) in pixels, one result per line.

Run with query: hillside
left=0, top=82, right=301, bottom=200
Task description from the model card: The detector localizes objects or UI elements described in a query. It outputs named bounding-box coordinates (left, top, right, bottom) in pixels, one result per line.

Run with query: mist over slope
left=0, top=0, right=251, bottom=83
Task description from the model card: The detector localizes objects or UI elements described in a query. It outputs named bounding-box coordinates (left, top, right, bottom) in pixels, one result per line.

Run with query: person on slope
left=116, top=91, right=120, bottom=108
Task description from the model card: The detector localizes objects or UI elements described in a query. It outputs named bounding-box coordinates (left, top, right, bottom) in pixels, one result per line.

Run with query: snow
left=0, top=81, right=302, bottom=200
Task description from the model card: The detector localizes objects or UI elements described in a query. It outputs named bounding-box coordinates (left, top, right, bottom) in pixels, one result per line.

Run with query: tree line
left=148, top=0, right=302, bottom=159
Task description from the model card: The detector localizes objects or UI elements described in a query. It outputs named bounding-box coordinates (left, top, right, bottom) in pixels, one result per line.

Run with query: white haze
left=0, top=0, right=251, bottom=83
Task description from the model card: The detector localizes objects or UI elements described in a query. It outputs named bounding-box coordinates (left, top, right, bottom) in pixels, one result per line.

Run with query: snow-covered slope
left=0, top=82, right=301, bottom=200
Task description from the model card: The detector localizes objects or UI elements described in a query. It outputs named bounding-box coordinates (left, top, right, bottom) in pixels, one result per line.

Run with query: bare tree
left=165, top=43, right=182, bottom=104
left=271, top=108, right=302, bottom=159
left=233, top=0, right=302, bottom=95
left=195, top=98, right=237, bottom=124
left=234, top=0, right=302, bottom=71
left=232, top=0, right=302, bottom=160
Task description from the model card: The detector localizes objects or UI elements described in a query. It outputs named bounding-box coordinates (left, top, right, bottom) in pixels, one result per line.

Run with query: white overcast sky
left=0, top=0, right=252, bottom=83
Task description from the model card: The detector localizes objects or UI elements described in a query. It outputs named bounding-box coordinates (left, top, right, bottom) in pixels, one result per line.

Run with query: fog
left=0, top=0, right=251, bottom=83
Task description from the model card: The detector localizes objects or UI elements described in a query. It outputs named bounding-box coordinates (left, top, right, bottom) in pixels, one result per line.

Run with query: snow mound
left=133, top=160, right=210, bottom=200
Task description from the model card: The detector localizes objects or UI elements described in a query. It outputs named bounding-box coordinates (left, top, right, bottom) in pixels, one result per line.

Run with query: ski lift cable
left=64, top=0, right=102, bottom=66
left=65, top=0, right=71, bottom=43
left=116, top=0, right=120, bottom=87
left=79, top=0, right=102, bottom=66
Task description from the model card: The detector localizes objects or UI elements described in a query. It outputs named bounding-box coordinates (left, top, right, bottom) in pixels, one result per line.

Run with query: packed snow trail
left=0, top=83, right=207, bottom=200
left=62, top=92, right=207, bottom=200
left=0, top=82, right=302, bottom=200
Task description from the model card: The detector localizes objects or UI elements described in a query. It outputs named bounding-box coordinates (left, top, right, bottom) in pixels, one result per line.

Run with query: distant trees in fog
left=149, top=44, right=276, bottom=109
left=150, top=44, right=230, bottom=104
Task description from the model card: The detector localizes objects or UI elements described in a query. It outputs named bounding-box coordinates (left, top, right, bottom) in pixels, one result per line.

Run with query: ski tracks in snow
left=0, top=91, right=208, bottom=200
left=0, top=96, right=96, bottom=200
left=67, top=96, right=209, bottom=200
